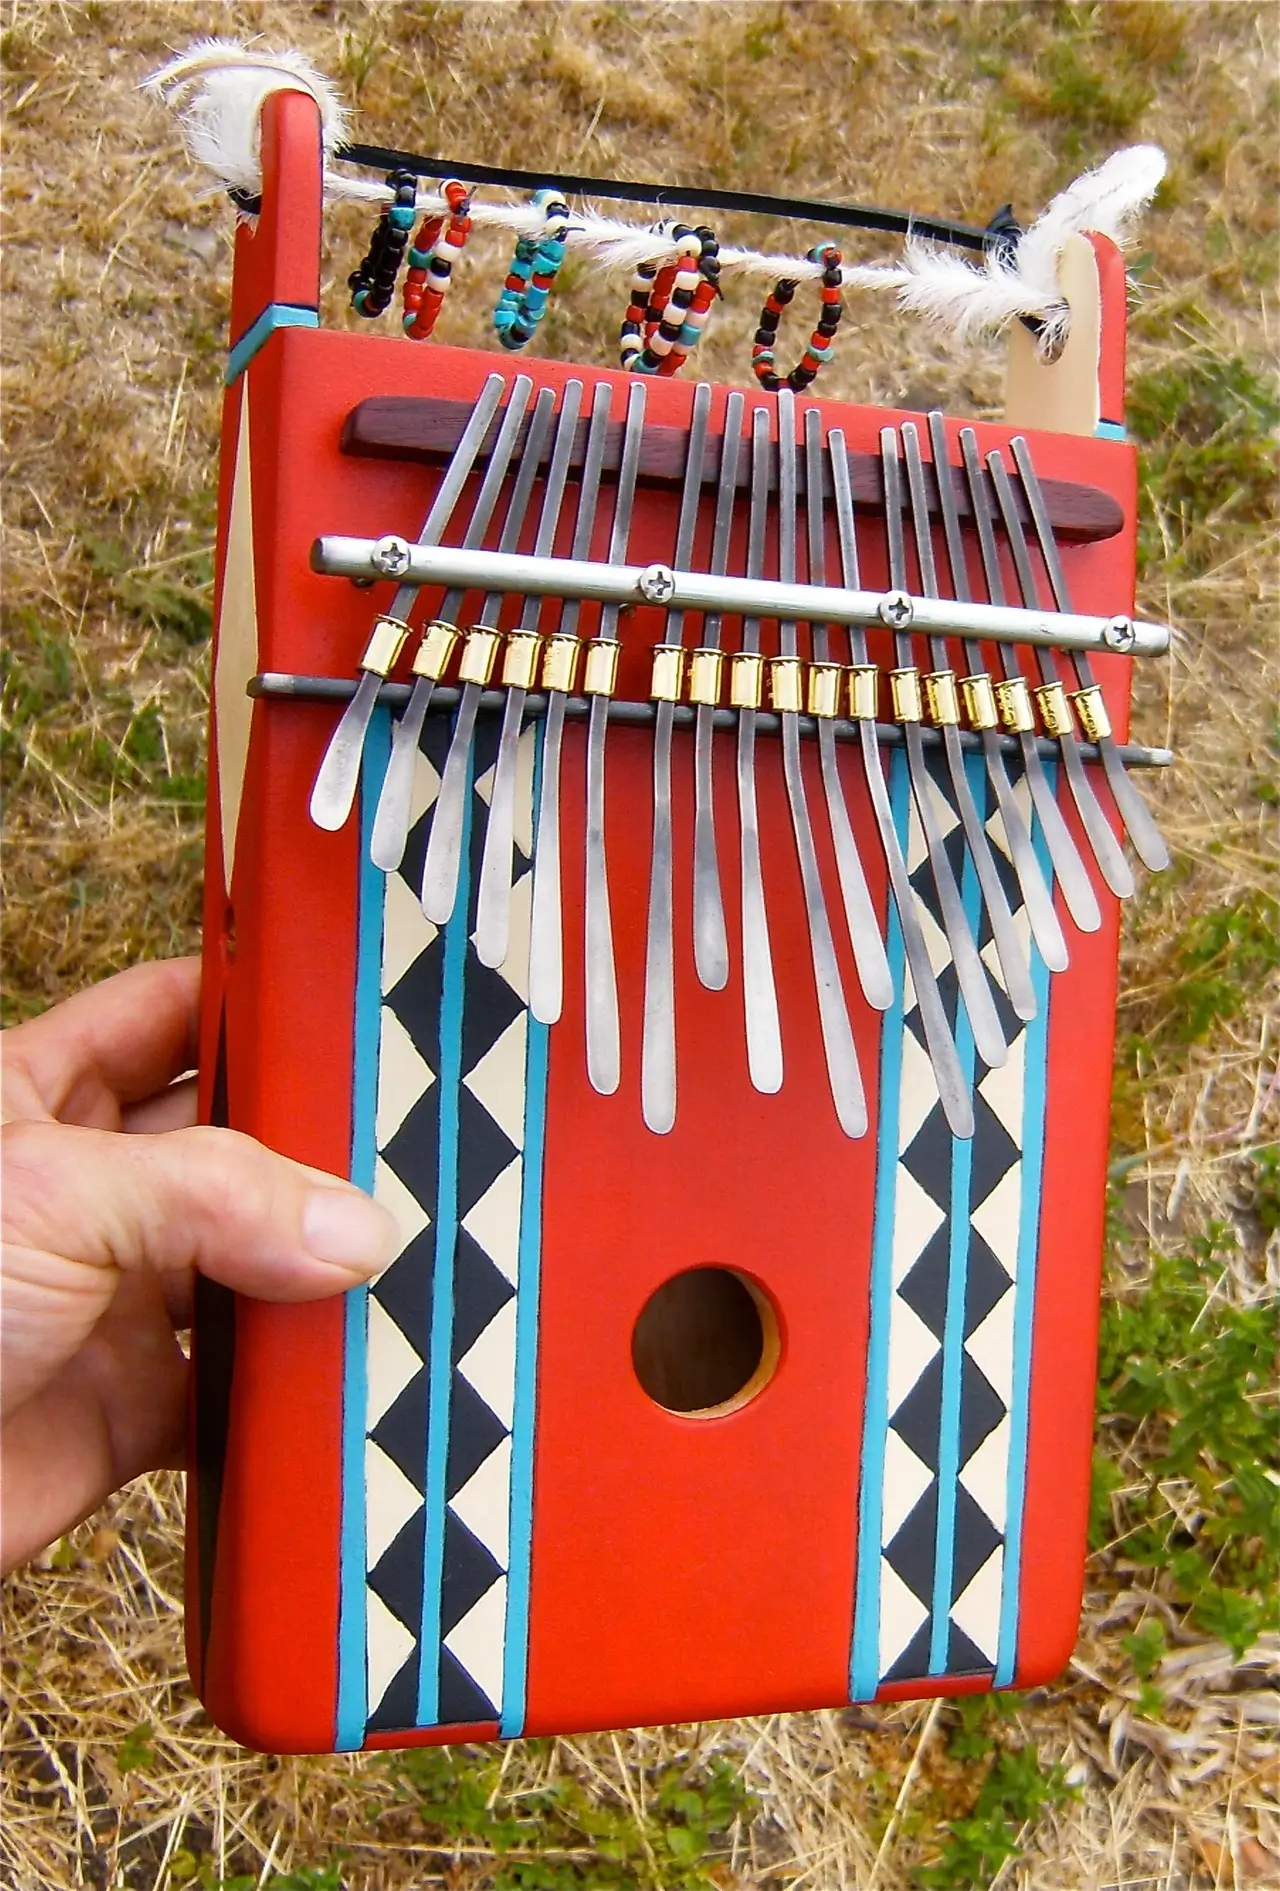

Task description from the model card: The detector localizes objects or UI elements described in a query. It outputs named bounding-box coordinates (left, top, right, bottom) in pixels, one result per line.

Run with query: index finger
left=2, top=958, right=203, bottom=1124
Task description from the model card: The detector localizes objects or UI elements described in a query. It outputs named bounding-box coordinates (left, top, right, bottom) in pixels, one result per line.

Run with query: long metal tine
left=736, top=406, right=784, bottom=1095
left=422, top=384, right=557, bottom=923
left=529, top=379, right=613, bottom=1026
left=958, top=427, right=1102, bottom=935
left=475, top=379, right=584, bottom=969
left=830, top=431, right=973, bottom=1139
left=313, top=370, right=508, bottom=836
left=584, top=379, right=647, bottom=1095
left=1010, top=433, right=1169, bottom=873
left=987, top=447, right=1134, bottom=899
left=776, top=391, right=865, bottom=1137
left=804, top=410, right=893, bottom=1011
left=691, top=390, right=744, bottom=991
left=926, top=412, right=1068, bottom=972
left=369, top=373, right=527, bottom=869
left=642, top=382, right=712, bottom=1132
left=881, top=428, right=1007, bottom=1069
left=901, top=422, right=1037, bottom=1021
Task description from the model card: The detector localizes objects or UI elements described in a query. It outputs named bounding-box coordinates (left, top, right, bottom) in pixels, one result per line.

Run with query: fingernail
left=302, top=1188, right=398, bottom=1276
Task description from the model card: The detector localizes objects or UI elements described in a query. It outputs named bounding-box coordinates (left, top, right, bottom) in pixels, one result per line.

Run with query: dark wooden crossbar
left=340, top=396, right=1124, bottom=544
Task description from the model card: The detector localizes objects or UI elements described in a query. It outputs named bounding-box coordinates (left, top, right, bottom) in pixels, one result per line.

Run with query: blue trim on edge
left=850, top=748, right=912, bottom=1702
left=995, top=767, right=1055, bottom=1688
left=928, top=749, right=983, bottom=1673
left=336, top=708, right=391, bottom=1753
left=501, top=728, right=549, bottom=1739
left=225, top=302, right=319, bottom=384
left=417, top=736, right=476, bottom=1727
left=1094, top=420, right=1127, bottom=441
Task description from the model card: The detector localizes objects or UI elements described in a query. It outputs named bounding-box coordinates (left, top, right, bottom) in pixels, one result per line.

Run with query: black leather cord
left=331, top=143, right=1002, bottom=253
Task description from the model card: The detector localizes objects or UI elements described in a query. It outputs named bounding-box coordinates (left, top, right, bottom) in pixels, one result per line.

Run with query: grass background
left=1, top=2, right=1277, bottom=1887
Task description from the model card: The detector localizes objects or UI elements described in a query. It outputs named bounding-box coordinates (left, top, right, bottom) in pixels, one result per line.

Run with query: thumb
left=2, top=1120, right=398, bottom=1414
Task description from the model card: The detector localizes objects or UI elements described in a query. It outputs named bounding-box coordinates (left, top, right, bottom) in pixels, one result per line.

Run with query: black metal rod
left=248, top=673, right=1172, bottom=766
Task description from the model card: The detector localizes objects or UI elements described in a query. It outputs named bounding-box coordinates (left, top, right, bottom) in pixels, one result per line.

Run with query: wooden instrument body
left=190, top=93, right=1137, bottom=1754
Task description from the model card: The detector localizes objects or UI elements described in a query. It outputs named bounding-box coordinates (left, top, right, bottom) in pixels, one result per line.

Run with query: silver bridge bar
left=249, top=673, right=1173, bottom=766
left=311, top=537, right=1170, bottom=659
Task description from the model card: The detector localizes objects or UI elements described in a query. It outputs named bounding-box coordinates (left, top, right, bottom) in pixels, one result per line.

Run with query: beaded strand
left=492, top=187, right=571, bottom=351
left=752, top=242, right=844, bottom=392
left=628, top=224, right=720, bottom=377
left=348, top=169, right=417, bottom=319
left=402, top=179, right=471, bottom=340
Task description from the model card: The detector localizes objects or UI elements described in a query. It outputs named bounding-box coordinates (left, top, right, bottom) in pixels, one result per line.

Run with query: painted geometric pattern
left=852, top=746, right=1051, bottom=1699
left=362, top=711, right=542, bottom=1737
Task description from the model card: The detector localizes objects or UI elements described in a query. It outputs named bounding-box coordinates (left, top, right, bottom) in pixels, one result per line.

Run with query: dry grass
left=2, top=3, right=1277, bottom=1888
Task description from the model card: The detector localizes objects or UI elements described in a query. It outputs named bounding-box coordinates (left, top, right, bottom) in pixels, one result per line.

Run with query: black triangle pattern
left=438, top=1646, right=498, bottom=1725
left=883, top=1620, right=935, bottom=1685
left=946, top=1621, right=996, bottom=1679
left=369, top=1506, right=426, bottom=1633
left=439, top=1509, right=503, bottom=1639
left=897, top=1224, right=952, bottom=1341
left=884, top=1483, right=938, bottom=1608
left=366, top=1649, right=421, bottom=1735
left=874, top=751, right=1040, bottom=1689
left=451, top=1230, right=516, bottom=1363
left=444, top=1369, right=510, bottom=1502
left=370, top=1226, right=435, bottom=1363
left=369, top=1368, right=429, bottom=1491
left=361, top=719, right=536, bottom=1739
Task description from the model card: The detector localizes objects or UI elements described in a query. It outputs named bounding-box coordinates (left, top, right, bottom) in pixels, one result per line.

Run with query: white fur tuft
left=879, top=145, right=1167, bottom=351
left=143, top=39, right=350, bottom=195
left=144, top=38, right=1166, bottom=351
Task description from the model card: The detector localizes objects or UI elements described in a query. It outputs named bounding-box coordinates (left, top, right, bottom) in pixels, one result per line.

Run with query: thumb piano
left=191, top=91, right=1172, bottom=1753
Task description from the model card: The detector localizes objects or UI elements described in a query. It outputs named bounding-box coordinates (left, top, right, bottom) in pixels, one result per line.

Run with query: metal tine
left=803, top=410, right=893, bottom=1011
left=926, top=412, right=1068, bottom=974
left=370, top=374, right=529, bottom=869
left=987, top=447, right=1135, bottom=899
left=475, top=379, right=584, bottom=970
left=1010, top=434, right=1170, bottom=873
left=529, top=380, right=613, bottom=1026
left=422, top=385, right=558, bottom=924
left=642, top=382, right=712, bottom=1133
left=881, top=428, right=1007, bottom=1070
left=691, top=389, right=745, bottom=992
left=900, top=423, right=1038, bottom=1022
left=313, top=371, right=507, bottom=836
left=958, top=427, right=1102, bottom=935
left=776, top=391, right=866, bottom=1137
left=584, top=379, right=647, bottom=1095
left=736, top=407, right=784, bottom=1095
left=829, top=431, right=974, bottom=1139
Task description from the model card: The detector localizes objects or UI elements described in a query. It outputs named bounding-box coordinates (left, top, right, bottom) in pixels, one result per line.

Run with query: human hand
left=1, top=957, right=397, bottom=1574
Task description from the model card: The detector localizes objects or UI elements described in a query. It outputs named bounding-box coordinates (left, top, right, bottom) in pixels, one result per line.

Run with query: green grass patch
left=1162, top=891, right=1280, bottom=1045
left=912, top=1699, right=1075, bottom=1889
left=380, top=1741, right=755, bottom=1889
left=1128, top=348, right=1280, bottom=574
left=1093, top=1227, right=1280, bottom=1661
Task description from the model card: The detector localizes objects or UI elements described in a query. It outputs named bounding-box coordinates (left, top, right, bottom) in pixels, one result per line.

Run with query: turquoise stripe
left=417, top=736, right=475, bottom=1725
left=1094, top=419, right=1127, bottom=441
left=501, top=729, right=549, bottom=1738
left=850, top=749, right=911, bottom=1701
left=336, top=709, right=391, bottom=1751
left=995, top=767, right=1055, bottom=1687
left=225, top=302, right=319, bottom=383
left=928, top=751, right=984, bottom=1672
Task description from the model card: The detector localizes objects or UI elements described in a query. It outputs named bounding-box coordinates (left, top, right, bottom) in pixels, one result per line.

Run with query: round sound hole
left=631, top=1268, right=780, bottom=1418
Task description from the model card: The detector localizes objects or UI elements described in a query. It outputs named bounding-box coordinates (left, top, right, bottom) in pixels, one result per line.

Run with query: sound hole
left=631, top=1268, right=779, bottom=1417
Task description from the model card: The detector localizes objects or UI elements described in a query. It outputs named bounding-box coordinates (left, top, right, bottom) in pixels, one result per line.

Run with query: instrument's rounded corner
left=1003, top=230, right=1128, bottom=439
